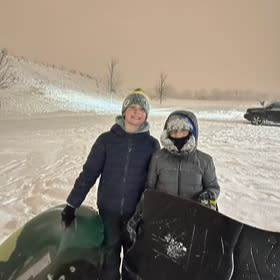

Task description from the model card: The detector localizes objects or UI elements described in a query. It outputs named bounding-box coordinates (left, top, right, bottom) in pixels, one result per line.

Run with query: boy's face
left=123, top=104, right=146, bottom=127
left=169, top=129, right=189, bottom=139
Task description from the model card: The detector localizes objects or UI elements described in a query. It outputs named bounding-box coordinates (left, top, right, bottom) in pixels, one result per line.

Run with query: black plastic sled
left=127, top=190, right=280, bottom=280
left=0, top=205, right=105, bottom=280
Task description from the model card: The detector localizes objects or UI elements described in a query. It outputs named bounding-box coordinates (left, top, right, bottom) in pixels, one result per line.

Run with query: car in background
left=244, top=101, right=280, bottom=125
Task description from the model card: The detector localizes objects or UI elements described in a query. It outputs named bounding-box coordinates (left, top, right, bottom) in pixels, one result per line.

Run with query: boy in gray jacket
left=125, top=110, right=220, bottom=278
left=146, top=110, right=220, bottom=208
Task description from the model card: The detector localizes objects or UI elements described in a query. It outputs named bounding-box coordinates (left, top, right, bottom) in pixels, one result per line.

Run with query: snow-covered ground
left=0, top=55, right=279, bottom=243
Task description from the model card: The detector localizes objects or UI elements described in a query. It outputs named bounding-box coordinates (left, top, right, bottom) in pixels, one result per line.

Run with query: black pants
left=99, top=209, right=134, bottom=280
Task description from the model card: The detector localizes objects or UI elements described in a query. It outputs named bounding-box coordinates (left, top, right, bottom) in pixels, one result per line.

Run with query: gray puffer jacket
left=146, top=110, right=220, bottom=200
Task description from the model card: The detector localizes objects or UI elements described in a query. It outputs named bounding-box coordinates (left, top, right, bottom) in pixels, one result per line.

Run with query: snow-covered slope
left=0, top=51, right=256, bottom=119
left=2, top=52, right=99, bottom=92
left=0, top=51, right=256, bottom=121
left=0, top=52, right=124, bottom=115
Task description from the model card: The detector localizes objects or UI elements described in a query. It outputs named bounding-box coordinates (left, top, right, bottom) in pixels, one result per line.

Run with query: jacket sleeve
left=145, top=152, right=159, bottom=189
left=66, top=135, right=106, bottom=208
left=202, top=157, right=220, bottom=199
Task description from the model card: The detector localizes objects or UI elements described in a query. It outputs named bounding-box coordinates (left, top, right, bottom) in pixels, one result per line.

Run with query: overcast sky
left=1, top=0, right=280, bottom=94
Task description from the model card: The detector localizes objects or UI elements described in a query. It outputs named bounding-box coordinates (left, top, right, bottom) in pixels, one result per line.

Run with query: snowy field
left=0, top=87, right=280, bottom=243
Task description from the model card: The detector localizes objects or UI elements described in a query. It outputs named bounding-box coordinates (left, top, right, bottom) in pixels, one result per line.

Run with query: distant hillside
left=0, top=49, right=102, bottom=93
left=0, top=50, right=123, bottom=116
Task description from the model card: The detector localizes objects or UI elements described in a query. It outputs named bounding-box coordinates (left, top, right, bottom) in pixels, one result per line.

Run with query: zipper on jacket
left=177, top=152, right=190, bottom=196
left=121, top=140, right=132, bottom=215
left=177, top=158, right=182, bottom=196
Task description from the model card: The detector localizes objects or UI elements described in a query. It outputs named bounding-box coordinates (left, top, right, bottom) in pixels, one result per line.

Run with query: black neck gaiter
left=169, top=135, right=191, bottom=151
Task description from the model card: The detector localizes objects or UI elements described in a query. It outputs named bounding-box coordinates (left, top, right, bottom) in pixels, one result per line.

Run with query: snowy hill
left=0, top=50, right=123, bottom=116
left=0, top=49, right=253, bottom=120
left=0, top=50, right=258, bottom=121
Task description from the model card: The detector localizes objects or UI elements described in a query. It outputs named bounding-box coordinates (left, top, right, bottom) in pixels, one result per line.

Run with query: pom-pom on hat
left=122, top=88, right=150, bottom=118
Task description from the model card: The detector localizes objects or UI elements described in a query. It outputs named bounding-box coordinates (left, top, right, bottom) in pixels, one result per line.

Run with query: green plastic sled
left=0, top=205, right=105, bottom=280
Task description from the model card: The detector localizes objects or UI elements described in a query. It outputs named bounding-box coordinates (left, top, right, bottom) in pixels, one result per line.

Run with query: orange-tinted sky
left=1, top=0, right=280, bottom=93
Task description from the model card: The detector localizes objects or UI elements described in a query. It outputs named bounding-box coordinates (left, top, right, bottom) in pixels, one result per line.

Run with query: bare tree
left=104, top=58, right=121, bottom=99
left=0, top=48, right=16, bottom=89
left=155, top=72, right=168, bottom=104
left=92, top=76, right=102, bottom=91
left=0, top=49, right=9, bottom=88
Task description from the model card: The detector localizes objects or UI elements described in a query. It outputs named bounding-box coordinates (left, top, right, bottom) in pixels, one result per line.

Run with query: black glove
left=61, top=205, right=76, bottom=227
left=198, top=191, right=217, bottom=211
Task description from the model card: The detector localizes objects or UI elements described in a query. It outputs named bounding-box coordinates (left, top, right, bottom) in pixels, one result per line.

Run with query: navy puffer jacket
left=67, top=120, right=159, bottom=214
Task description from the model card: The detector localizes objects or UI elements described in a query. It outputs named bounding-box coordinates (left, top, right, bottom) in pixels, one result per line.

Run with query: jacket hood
left=160, top=110, right=198, bottom=154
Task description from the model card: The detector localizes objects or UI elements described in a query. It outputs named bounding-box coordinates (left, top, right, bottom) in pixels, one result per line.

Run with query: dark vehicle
left=244, top=101, right=280, bottom=125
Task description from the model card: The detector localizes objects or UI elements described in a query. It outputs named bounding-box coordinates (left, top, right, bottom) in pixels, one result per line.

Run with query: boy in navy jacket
left=61, top=88, right=159, bottom=280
